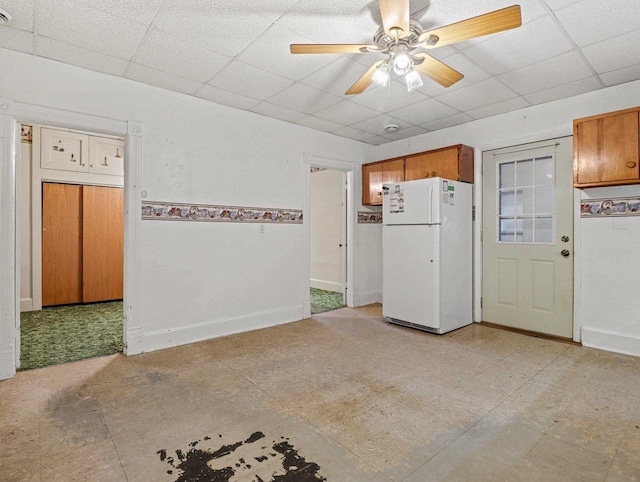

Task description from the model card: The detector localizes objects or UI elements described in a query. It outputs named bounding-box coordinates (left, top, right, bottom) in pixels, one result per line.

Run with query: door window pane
left=497, top=155, right=555, bottom=244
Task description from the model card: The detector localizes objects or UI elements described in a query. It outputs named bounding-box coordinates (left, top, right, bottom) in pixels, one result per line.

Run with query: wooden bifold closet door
left=42, top=182, right=123, bottom=306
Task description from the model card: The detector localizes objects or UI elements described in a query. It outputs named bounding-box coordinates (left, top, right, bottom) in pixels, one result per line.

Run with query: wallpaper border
left=580, top=197, right=640, bottom=217
left=142, top=201, right=303, bottom=223
left=358, top=211, right=383, bottom=223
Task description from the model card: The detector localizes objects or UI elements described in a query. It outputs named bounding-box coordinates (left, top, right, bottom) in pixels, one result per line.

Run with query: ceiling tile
left=466, top=97, right=531, bottom=119
left=208, top=61, right=294, bottom=101
left=72, top=0, right=163, bottom=26
left=153, top=0, right=299, bottom=57
left=239, top=23, right=334, bottom=81
left=195, top=85, right=260, bottom=110
left=275, top=0, right=380, bottom=44
left=294, top=116, right=343, bottom=133
left=462, top=16, right=573, bottom=75
left=36, top=37, right=128, bottom=76
left=301, top=56, right=386, bottom=99
left=125, top=63, right=203, bottom=95
left=349, top=80, right=429, bottom=112
left=413, top=51, right=493, bottom=98
left=350, top=115, right=413, bottom=137
left=134, top=29, right=230, bottom=83
left=498, top=51, right=594, bottom=95
left=382, top=125, right=429, bottom=141
left=251, top=102, right=308, bottom=123
left=581, top=30, right=640, bottom=74
left=435, top=78, right=518, bottom=111
left=600, top=64, right=640, bottom=87
left=555, top=0, right=640, bottom=47
left=524, top=76, right=603, bottom=105
left=313, top=99, right=379, bottom=125
left=362, top=135, right=389, bottom=145
left=542, top=0, right=582, bottom=10
left=421, top=113, right=474, bottom=131
left=268, top=83, right=343, bottom=115
left=37, top=0, right=147, bottom=60
left=332, top=126, right=374, bottom=142
left=1, top=0, right=33, bottom=32
left=389, top=98, right=458, bottom=125
left=0, top=26, right=33, bottom=54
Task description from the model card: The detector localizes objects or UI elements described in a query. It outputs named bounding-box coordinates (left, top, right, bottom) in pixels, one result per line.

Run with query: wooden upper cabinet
left=574, top=108, right=640, bottom=188
left=362, top=157, right=405, bottom=205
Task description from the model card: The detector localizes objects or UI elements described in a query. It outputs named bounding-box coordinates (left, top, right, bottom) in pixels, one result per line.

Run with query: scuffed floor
left=1, top=304, right=639, bottom=481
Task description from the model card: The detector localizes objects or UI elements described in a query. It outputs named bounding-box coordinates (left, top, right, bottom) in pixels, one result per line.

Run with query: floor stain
left=158, top=432, right=326, bottom=481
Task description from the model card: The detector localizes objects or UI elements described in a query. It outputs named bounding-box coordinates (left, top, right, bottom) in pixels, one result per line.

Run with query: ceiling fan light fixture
left=392, top=47, right=412, bottom=75
left=372, top=61, right=391, bottom=87
left=405, top=69, right=423, bottom=92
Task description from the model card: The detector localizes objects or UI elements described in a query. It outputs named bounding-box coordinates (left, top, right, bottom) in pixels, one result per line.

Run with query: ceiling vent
left=0, top=7, right=12, bottom=24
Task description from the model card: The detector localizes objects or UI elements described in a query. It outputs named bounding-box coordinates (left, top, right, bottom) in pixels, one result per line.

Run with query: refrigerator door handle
left=428, top=185, right=434, bottom=224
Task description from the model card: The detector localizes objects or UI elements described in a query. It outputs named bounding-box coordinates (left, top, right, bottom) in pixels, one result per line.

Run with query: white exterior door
left=482, top=137, right=574, bottom=338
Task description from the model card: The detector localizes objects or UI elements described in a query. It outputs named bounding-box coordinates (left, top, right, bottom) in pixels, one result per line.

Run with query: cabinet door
left=89, top=137, right=125, bottom=176
left=82, top=186, right=124, bottom=303
left=382, top=158, right=405, bottom=185
left=41, top=128, right=89, bottom=173
left=405, top=148, right=459, bottom=181
left=362, top=162, right=384, bottom=205
left=576, top=112, right=639, bottom=185
left=42, top=183, right=83, bottom=306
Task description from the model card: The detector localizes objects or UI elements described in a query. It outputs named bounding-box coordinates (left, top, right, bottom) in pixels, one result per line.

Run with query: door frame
left=475, top=129, right=582, bottom=343
left=303, top=153, right=355, bottom=318
left=0, top=97, right=144, bottom=379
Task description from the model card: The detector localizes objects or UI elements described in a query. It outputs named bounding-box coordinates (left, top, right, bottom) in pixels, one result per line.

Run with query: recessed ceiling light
left=0, top=7, right=12, bottom=24
left=384, top=124, right=400, bottom=134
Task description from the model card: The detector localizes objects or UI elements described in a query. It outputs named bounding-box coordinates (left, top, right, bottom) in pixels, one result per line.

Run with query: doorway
left=19, top=125, right=126, bottom=369
left=482, top=137, right=574, bottom=338
left=309, top=167, right=347, bottom=314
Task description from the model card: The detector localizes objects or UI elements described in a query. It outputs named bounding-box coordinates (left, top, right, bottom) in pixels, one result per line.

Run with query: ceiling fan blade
left=419, top=5, right=522, bottom=48
left=345, top=61, right=384, bottom=95
left=290, top=44, right=376, bottom=54
left=413, top=53, right=464, bottom=88
left=379, top=0, right=410, bottom=38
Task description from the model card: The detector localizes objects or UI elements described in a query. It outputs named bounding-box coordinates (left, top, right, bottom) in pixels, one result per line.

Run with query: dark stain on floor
left=158, top=432, right=326, bottom=481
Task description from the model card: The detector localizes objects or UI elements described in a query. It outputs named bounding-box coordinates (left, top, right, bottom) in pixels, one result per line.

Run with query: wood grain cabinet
left=405, top=145, right=474, bottom=183
left=362, top=144, right=474, bottom=205
left=362, top=157, right=405, bottom=205
left=42, top=182, right=123, bottom=306
left=573, top=108, right=640, bottom=188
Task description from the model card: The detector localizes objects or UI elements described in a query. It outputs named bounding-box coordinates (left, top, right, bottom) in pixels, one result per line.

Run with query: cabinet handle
left=424, top=174, right=430, bottom=178
left=627, top=161, right=637, bottom=168
left=431, top=172, right=436, bottom=177
left=377, top=191, right=382, bottom=195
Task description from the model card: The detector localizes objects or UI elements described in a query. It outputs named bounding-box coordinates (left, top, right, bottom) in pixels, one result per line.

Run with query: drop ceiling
left=1, top=0, right=639, bottom=145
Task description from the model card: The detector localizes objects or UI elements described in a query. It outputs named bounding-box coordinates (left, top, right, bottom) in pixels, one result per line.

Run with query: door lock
left=561, top=249, right=570, bottom=257
left=561, top=235, right=569, bottom=243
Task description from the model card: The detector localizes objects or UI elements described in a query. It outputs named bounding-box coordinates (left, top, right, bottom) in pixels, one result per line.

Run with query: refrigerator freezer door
left=383, top=178, right=442, bottom=225
left=383, top=224, right=441, bottom=329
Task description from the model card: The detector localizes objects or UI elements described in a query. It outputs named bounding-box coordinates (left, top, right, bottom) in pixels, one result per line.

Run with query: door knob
left=561, top=249, right=570, bottom=257
left=561, top=235, right=569, bottom=242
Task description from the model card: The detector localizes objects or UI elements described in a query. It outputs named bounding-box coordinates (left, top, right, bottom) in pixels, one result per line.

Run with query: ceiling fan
left=290, top=1, right=522, bottom=95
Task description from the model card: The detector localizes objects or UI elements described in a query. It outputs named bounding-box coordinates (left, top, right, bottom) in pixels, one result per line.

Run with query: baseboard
left=581, top=327, right=640, bottom=358
left=310, top=279, right=342, bottom=292
left=20, top=298, right=33, bottom=312
left=0, top=344, right=16, bottom=380
left=353, top=291, right=382, bottom=307
left=124, top=325, right=144, bottom=355
left=139, top=305, right=303, bottom=353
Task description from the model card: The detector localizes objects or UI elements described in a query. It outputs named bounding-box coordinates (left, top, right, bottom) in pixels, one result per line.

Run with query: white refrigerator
left=382, top=178, right=472, bottom=334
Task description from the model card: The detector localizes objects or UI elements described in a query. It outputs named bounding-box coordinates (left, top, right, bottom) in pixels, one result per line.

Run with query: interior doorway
left=482, top=137, right=574, bottom=338
left=309, top=167, right=347, bottom=315
left=18, top=124, right=126, bottom=370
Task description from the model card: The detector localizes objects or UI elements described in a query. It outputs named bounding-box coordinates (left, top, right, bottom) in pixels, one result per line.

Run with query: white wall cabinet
left=41, top=127, right=124, bottom=176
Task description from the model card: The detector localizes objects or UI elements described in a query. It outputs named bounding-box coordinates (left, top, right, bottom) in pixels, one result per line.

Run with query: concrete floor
left=1, top=304, right=639, bottom=481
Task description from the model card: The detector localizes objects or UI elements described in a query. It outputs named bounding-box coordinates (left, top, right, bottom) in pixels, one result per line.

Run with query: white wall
left=0, top=48, right=375, bottom=354
left=374, top=78, right=640, bottom=357
left=310, top=169, right=343, bottom=293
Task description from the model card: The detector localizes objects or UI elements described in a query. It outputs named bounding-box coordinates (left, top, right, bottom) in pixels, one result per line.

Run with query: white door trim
left=303, top=153, right=356, bottom=319
left=0, top=98, right=143, bottom=379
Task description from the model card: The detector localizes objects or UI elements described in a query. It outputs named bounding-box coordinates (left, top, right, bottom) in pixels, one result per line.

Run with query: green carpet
left=19, top=301, right=123, bottom=370
left=310, top=288, right=345, bottom=315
